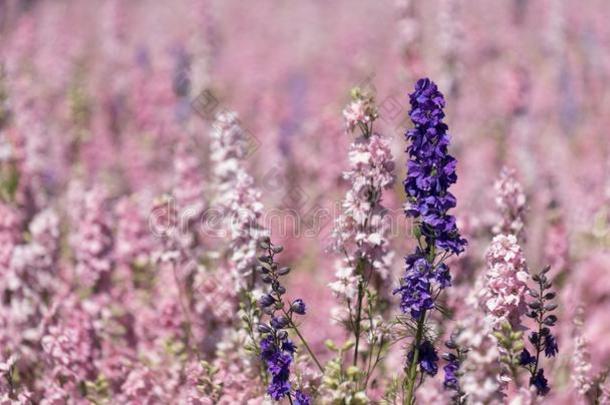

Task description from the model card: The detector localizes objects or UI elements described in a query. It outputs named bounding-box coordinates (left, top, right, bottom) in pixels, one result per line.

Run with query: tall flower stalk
left=394, top=78, right=466, bottom=404
left=257, top=237, right=313, bottom=403
left=518, top=266, right=559, bottom=396
left=331, top=87, right=395, bottom=374
left=211, top=111, right=269, bottom=291
left=483, top=234, right=529, bottom=330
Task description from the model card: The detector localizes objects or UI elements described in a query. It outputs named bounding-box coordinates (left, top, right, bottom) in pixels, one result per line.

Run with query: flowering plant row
left=1, top=2, right=610, bottom=403
left=3, top=73, right=602, bottom=404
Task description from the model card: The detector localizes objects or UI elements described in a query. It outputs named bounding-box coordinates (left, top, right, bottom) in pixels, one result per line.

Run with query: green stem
left=353, top=260, right=366, bottom=367
left=531, top=278, right=545, bottom=378
left=404, top=243, right=435, bottom=405
left=284, top=309, right=324, bottom=373
left=404, top=312, right=426, bottom=405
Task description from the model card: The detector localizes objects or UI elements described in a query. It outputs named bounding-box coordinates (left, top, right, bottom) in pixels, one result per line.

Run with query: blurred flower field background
left=1, top=0, right=610, bottom=403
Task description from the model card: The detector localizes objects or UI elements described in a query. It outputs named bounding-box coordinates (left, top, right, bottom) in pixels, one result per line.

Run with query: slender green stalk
left=404, top=312, right=426, bottom=405
left=404, top=244, right=435, bottom=404
left=283, top=308, right=324, bottom=373
left=353, top=259, right=366, bottom=367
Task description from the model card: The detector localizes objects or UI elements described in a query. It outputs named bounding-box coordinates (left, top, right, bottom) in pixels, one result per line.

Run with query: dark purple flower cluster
left=440, top=336, right=467, bottom=404
left=257, top=238, right=310, bottom=403
left=443, top=355, right=459, bottom=389
left=407, top=340, right=439, bottom=376
left=393, top=248, right=452, bottom=319
left=518, top=328, right=557, bottom=396
left=294, top=390, right=311, bottom=405
left=260, top=333, right=295, bottom=399
left=523, top=329, right=558, bottom=360
left=530, top=369, right=550, bottom=396
left=519, top=348, right=536, bottom=366
left=519, top=266, right=559, bottom=396
left=403, top=78, right=466, bottom=255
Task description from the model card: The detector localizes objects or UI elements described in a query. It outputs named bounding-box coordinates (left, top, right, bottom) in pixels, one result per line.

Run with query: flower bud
left=257, top=324, right=272, bottom=334
left=290, top=299, right=306, bottom=315
left=271, top=316, right=289, bottom=329
left=258, top=294, right=275, bottom=308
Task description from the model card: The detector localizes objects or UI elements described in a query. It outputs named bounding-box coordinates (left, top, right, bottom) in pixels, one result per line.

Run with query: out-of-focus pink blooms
left=1, top=207, right=60, bottom=368
left=193, top=267, right=238, bottom=354
left=173, top=136, right=206, bottom=235
left=115, top=197, right=153, bottom=269
left=41, top=302, right=98, bottom=394
left=0, top=355, right=33, bottom=404
left=328, top=259, right=360, bottom=304
left=211, top=112, right=268, bottom=289
left=508, top=386, right=538, bottom=405
left=570, top=253, right=610, bottom=372
left=194, top=270, right=236, bottom=322
left=211, top=112, right=250, bottom=195
left=601, top=386, right=610, bottom=405
left=436, top=0, right=462, bottom=97
left=29, top=208, right=60, bottom=255
left=0, top=1, right=608, bottom=402
left=417, top=379, right=450, bottom=404
left=185, top=330, right=263, bottom=404
left=396, top=0, right=423, bottom=76
left=70, top=187, right=114, bottom=290
left=493, top=167, right=527, bottom=240
left=119, top=366, right=164, bottom=404
left=342, top=96, right=377, bottom=133
left=456, top=277, right=506, bottom=404
left=572, top=327, right=592, bottom=397
left=483, top=234, right=529, bottom=328
left=543, top=214, right=569, bottom=275
left=149, top=194, right=181, bottom=263
left=0, top=203, right=21, bottom=269
left=226, top=171, right=269, bottom=283
left=39, top=383, right=69, bottom=405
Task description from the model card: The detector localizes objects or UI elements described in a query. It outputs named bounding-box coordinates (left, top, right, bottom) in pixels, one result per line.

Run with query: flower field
left=1, top=0, right=609, bottom=403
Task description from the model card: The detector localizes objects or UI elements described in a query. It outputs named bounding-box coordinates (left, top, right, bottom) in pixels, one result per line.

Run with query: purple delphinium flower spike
left=396, top=78, right=466, bottom=403
left=257, top=238, right=314, bottom=402
left=519, top=266, right=559, bottom=396
left=402, top=78, right=466, bottom=255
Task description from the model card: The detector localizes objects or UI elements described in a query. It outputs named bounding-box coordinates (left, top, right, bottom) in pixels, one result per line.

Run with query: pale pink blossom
left=70, top=187, right=114, bottom=290
left=342, top=96, right=377, bottom=133
left=0, top=203, right=21, bottom=269
left=119, top=366, right=165, bottom=404
left=115, top=197, right=154, bottom=269
left=41, top=301, right=99, bottom=394
left=483, top=234, right=529, bottom=328
left=173, top=135, right=206, bottom=240
left=493, top=167, right=527, bottom=240
left=211, top=112, right=269, bottom=289
left=456, top=276, right=507, bottom=404
left=331, top=110, right=395, bottom=294
left=572, top=329, right=592, bottom=397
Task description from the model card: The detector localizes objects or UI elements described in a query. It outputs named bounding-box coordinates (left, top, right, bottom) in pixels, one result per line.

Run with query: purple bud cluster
left=518, top=266, right=559, bottom=396
left=403, top=78, right=466, bottom=255
left=257, top=238, right=310, bottom=404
